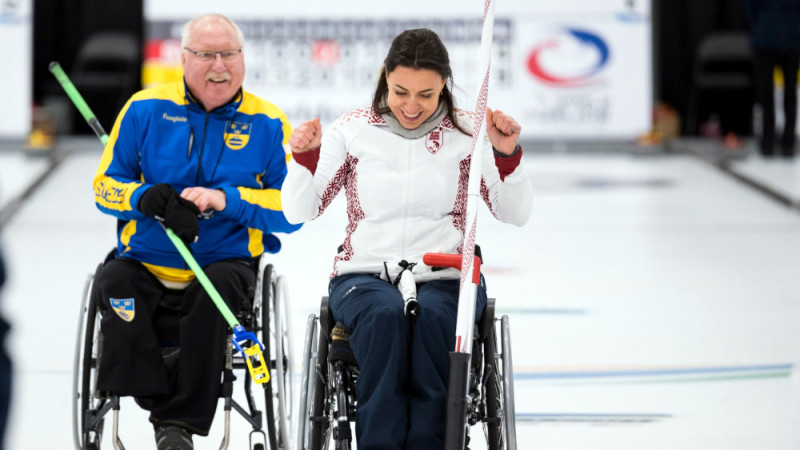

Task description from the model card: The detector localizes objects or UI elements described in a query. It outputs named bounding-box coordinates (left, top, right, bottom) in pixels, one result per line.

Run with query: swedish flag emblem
left=225, top=121, right=251, bottom=150
left=110, top=298, right=135, bottom=322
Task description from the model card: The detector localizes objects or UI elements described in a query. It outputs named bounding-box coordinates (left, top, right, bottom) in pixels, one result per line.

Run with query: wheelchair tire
left=296, top=315, right=316, bottom=450
left=308, top=317, right=330, bottom=450
left=260, top=263, right=277, bottom=450
left=73, top=263, right=106, bottom=450
left=483, top=318, right=505, bottom=450
left=260, top=264, right=293, bottom=450
left=483, top=315, right=518, bottom=450
left=500, top=315, right=517, bottom=450
left=275, top=274, right=294, bottom=447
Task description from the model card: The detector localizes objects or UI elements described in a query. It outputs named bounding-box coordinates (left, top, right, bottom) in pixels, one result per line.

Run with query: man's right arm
left=92, top=99, right=149, bottom=221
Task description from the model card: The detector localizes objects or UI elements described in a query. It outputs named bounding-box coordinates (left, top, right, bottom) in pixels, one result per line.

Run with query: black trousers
left=94, top=257, right=256, bottom=435
left=753, top=47, right=800, bottom=156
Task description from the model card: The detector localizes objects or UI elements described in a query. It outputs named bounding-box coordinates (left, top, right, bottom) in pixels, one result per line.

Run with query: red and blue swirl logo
left=527, top=28, right=610, bottom=88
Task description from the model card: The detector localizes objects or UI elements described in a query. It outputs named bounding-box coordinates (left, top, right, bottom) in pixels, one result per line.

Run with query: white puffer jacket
left=281, top=107, right=532, bottom=278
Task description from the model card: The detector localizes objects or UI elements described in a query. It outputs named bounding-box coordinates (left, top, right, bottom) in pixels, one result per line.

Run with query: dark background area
left=33, top=0, right=142, bottom=135
left=32, top=0, right=751, bottom=137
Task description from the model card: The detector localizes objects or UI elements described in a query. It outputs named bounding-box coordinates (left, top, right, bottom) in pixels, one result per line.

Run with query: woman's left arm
left=480, top=108, right=532, bottom=226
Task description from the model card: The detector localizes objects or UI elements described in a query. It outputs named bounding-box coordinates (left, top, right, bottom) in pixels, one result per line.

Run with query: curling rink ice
left=2, top=138, right=800, bottom=449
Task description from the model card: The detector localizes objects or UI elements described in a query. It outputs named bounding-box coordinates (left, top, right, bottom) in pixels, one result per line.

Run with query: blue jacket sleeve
left=217, top=124, right=302, bottom=234
left=92, top=99, right=150, bottom=221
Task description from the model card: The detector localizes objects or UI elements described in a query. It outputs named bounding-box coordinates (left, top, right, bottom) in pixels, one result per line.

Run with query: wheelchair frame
left=295, top=297, right=517, bottom=450
left=72, top=254, right=294, bottom=450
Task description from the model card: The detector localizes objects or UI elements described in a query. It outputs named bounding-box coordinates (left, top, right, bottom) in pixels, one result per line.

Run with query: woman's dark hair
left=371, top=28, right=470, bottom=135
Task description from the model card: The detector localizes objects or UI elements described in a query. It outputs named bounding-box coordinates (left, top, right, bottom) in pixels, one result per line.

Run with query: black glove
left=137, top=183, right=201, bottom=245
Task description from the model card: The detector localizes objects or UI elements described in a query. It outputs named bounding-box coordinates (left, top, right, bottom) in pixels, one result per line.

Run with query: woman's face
left=385, top=66, right=447, bottom=129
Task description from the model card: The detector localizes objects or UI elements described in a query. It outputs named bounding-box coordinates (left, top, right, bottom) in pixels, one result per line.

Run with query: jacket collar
left=182, top=79, right=243, bottom=116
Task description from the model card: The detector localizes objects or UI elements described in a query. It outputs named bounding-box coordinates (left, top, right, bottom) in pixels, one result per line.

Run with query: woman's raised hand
left=486, top=108, right=520, bottom=155
left=289, top=118, right=323, bottom=153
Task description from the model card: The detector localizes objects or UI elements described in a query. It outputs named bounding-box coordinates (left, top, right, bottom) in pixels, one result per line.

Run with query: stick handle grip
left=444, top=351, right=471, bottom=450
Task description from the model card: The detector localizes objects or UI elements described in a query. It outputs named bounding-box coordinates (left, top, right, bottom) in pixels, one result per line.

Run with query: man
left=92, top=14, right=301, bottom=449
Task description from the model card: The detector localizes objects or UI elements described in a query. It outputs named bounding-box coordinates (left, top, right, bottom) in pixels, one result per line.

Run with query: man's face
left=181, top=17, right=244, bottom=112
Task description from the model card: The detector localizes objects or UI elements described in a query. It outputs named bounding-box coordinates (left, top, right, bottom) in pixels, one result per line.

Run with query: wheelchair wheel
left=482, top=315, right=517, bottom=450
left=297, top=313, right=333, bottom=450
left=500, top=316, right=517, bottom=449
left=259, top=263, right=294, bottom=450
left=73, top=264, right=106, bottom=449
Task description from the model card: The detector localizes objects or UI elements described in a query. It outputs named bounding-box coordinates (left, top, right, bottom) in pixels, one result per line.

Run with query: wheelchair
left=72, top=253, right=294, bottom=450
left=296, top=296, right=517, bottom=450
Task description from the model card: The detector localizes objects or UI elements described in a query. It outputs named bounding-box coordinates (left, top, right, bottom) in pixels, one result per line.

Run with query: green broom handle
left=48, top=61, right=109, bottom=145
left=164, top=228, right=240, bottom=329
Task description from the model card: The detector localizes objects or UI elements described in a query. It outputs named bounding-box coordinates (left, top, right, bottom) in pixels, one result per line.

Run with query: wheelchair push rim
left=257, top=262, right=294, bottom=450
left=73, top=264, right=106, bottom=450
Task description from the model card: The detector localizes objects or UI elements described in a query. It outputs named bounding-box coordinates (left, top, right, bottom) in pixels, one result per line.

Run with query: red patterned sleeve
left=292, top=147, right=321, bottom=175
left=493, top=144, right=522, bottom=181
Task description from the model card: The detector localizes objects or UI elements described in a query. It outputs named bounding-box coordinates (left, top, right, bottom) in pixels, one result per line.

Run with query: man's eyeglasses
left=183, top=48, right=242, bottom=61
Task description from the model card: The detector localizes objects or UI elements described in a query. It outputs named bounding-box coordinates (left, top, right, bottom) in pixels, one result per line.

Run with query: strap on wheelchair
left=327, top=321, right=357, bottom=366
left=219, top=337, right=236, bottom=398
left=382, top=260, right=420, bottom=317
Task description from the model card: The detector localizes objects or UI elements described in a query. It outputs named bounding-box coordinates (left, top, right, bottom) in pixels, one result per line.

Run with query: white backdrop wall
left=0, top=0, right=32, bottom=139
left=144, top=0, right=652, bottom=140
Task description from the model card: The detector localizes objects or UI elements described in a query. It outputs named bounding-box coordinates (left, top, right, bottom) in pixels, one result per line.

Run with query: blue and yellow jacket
left=93, top=81, right=302, bottom=282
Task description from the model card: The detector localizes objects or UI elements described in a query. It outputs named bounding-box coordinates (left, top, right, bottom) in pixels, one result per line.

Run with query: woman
left=282, top=28, right=532, bottom=449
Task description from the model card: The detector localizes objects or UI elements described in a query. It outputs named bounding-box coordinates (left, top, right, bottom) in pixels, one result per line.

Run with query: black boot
left=155, top=425, right=194, bottom=450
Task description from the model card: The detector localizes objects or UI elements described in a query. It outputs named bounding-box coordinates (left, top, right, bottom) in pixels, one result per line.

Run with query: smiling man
left=91, top=13, right=301, bottom=450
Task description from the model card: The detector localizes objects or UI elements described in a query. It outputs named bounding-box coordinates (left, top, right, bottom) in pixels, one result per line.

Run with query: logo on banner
left=110, top=298, right=135, bottom=322
left=312, top=40, right=340, bottom=66
left=426, top=128, right=443, bottom=154
left=527, top=28, right=610, bottom=88
left=225, top=121, right=251, bottom=150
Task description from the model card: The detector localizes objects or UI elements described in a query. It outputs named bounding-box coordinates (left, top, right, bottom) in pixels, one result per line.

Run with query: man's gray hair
left=181, top=13, right=245, bottom=49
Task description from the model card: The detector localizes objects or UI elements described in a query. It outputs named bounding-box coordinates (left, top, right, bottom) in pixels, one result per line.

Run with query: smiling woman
left=281, top=27, right=532, bottom=449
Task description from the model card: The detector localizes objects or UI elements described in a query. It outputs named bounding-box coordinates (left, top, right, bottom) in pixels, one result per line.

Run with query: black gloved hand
left=137, top=183, right=201, bottom=245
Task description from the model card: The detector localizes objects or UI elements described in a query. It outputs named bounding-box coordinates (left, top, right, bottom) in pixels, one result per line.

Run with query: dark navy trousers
left=328, top=273, right=487, bottom=450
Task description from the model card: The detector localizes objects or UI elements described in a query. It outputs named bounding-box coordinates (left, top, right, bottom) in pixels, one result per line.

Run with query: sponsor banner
left=144, top=1, right=651, bottom=140
left=0, top=0, right=32, bottom=138
left=508, top=12, right=652, bottom=139
left=145, top=0, right=650, bottom=17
